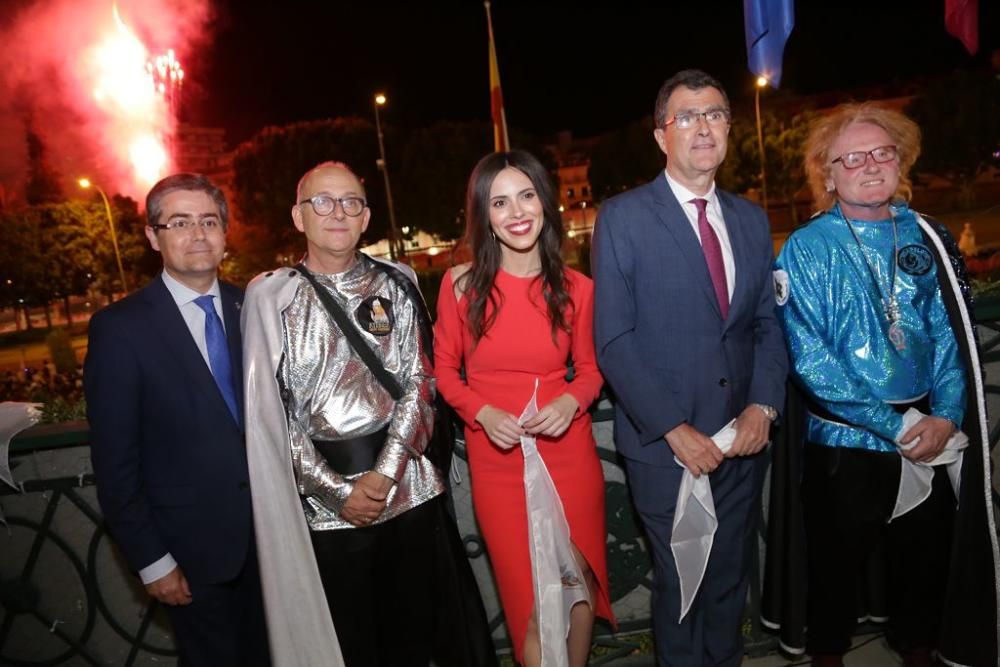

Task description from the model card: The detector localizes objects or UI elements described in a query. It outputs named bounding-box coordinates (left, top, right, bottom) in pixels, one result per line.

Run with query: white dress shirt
left=664, top=171, right=736, bottom=300
left=137, top=269, right=223, bottom=585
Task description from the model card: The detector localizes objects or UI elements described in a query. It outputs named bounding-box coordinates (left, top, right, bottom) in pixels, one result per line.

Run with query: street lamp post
left=78, top=178, right=129, bottom=294
left=754, top=76, right=769, bottom=213
left=373, top=93, right=403, bottom=261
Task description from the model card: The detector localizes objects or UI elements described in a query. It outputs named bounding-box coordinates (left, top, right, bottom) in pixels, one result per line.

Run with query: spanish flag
left=485, top=1, right=510, bottom=152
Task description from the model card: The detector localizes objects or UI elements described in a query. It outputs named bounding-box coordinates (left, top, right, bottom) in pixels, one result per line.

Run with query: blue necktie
left=193, top=295, right=239, bottom=423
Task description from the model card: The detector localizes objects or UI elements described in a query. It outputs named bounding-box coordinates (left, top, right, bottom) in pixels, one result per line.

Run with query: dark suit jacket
left=85, top=274, right=252, bottom=584
left=592, top=172, right=788, bottom=467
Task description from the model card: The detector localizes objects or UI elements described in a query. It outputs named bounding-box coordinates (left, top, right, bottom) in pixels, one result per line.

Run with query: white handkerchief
left=670, top=419, right=736, bottom=622
left=520, top=380, right=590, bottom=666
left=0, top=402, right=42, bottom=490
left=892, top=408, right=967, bottom=520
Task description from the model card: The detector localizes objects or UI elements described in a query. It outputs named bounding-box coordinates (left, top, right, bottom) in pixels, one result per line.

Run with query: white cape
left=242, top=268, right=345, bottom=667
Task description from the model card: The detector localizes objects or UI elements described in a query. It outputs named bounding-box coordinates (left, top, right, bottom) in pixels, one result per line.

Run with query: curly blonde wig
left=804, top=102, right=921, bottom=211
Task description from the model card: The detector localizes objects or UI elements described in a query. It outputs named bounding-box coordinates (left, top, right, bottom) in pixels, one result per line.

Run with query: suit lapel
left=144, top=275, right=240, bottom=429
left=718, top=192, right=751, bottom=329
left=650, top=173, right=723, bottom=318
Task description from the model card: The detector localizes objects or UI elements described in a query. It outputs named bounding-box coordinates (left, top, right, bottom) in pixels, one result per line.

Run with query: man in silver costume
left=242, top=162, right=493, bottom=667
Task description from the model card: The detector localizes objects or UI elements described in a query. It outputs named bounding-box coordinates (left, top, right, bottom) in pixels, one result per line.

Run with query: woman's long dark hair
left=459, top=150, right=571, bottom=343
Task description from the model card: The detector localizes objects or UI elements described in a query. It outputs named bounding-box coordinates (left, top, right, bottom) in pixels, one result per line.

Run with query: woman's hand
left=476, top=405, right=524, bottom=449
left=522, top=393, right=579, bottom=438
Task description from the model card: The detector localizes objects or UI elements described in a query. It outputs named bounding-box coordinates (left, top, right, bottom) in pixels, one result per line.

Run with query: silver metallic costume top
left=775, top=203, right=965, bottom=452
left=278, top=254, right=443, bottom=529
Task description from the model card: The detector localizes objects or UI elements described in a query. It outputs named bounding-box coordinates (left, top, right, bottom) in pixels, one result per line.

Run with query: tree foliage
left=24, top=129, right=64, bottom=206
left=716, top=111, right=813, bottom=222
left=907, top=71, right=1000, bottom=207
left=0, top=198, right=151, bottom=313
left=395, top=121, right=493, bottom=241
left=588, top=116, right=662, bottom=201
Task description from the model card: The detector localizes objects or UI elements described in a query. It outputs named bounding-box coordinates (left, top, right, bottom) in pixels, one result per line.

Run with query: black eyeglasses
left=831, top=145, right=898, bottom=170
left=298, top=195, right=367, bottom=217
left=150, top=218, right=223, bottom=232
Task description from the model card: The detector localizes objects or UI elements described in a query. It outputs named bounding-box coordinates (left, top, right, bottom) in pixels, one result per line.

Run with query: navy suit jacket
left=85, top=274, right=252, bottom=584
left=592, top=172, right=788, bottom=467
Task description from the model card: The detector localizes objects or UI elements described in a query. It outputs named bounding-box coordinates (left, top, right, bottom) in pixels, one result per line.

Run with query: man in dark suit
left=592, top=70, right=788, bottom=666
left=85, top=173, right=268, bottom=665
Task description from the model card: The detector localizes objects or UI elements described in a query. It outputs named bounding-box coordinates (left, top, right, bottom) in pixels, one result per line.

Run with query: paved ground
left=603, top=632, right=897, bottom=665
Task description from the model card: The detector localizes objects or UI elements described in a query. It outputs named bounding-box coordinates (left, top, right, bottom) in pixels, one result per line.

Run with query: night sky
left=185, top=0, right=1000, bottom=145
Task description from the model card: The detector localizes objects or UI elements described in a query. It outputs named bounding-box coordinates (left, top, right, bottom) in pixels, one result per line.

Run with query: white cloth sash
left=670, top=420, right=737, bottom=622
left=892, top=408, right=966, bottom=520
left=520, top=379, right=590, bottom=666
left=0, top=402, right=41, bottom=490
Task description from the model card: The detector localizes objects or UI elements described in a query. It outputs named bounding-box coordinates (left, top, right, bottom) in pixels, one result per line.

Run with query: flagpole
left=485, top=1, right=510, bottom=152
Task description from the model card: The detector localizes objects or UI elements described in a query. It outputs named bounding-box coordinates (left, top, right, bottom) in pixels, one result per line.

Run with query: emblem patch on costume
left=355, top=296, right=394, bottom=336
left=897, top=244, right=933, bottom=276
left=773, top=269, right=790, bottom=306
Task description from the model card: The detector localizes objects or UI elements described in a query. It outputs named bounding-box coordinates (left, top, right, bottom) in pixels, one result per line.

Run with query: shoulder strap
left=294, top=262, right=404, bottom=400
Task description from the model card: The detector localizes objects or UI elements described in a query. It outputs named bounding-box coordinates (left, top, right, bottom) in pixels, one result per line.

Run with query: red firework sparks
left=88, top=3, right=182, bottom=187
left=0, top=0, right=210, bottom=201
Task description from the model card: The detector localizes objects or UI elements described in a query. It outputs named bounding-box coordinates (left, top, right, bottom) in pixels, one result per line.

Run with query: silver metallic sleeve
left=374, top=297, right=435, bottom=482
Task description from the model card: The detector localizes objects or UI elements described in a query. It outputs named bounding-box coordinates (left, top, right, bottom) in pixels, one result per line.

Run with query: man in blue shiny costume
left=770, top=104, right=999, bottom=667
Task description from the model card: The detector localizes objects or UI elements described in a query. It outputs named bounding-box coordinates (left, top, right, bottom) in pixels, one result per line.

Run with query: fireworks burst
left=87, top=2, right=182, bottom=188
left=0, top=0, right=210, bottom=199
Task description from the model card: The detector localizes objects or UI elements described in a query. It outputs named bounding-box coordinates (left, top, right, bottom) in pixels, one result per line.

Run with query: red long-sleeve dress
left=433, top=267, right=614, bottom=661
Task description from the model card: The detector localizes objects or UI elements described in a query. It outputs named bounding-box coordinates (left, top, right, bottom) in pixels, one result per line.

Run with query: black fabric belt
left=806, top=395, right=931, bottom=427
left=312, top=425, right=390, bottom=476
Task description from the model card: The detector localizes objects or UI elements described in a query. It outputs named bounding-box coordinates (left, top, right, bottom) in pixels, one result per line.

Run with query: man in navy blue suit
left=592, top=70, right=787, bottom=666
left=85, top=173, right=268, bottom=665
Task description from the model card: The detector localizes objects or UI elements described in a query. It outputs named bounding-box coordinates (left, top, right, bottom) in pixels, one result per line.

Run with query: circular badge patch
left=355, top=296, right=395, bottom=336
left=773, top=269, right=790, bottom=306
left=897, top=244, right=933, bottom=276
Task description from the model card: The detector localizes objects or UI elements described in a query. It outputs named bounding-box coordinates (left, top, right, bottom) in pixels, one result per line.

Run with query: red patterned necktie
left=690, top=198, right=729, bottom=319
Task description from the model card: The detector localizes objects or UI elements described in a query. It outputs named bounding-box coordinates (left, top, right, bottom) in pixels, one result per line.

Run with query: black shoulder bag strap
left=294, top=262, right=403, bottom=400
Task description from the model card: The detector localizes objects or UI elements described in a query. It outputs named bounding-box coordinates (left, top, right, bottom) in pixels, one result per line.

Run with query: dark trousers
left=164, top=545, right=270, bottom=667
left=803, top=444, right=954, bottom=656
left=626, top=451, right=767, bottom=667
left=310, top=498, right=438, bottom=667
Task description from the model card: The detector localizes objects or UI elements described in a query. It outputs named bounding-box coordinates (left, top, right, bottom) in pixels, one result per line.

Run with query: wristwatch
left=752, top=403, right=778, bottom=421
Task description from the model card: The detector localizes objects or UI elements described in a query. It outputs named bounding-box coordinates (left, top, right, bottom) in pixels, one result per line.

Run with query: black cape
left=761, top=215, right=1000, bottom=666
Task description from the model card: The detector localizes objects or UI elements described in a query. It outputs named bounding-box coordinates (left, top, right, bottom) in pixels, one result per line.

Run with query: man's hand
left=145, top=566, right=192, bottom=606
left=341, top=472, right=392, bottom=527
left=665, top=423, right=724, bottom=477
left=729, top=405, right=772, bottom=457
left=522, top=394, right=579, bottom=438
left=900, top=415, right=955, bottom=463
left=476, top=405, right=524, bottom=449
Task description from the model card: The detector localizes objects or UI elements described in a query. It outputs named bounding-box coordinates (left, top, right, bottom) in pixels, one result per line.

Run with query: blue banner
left=744, top=0, right=795, bottom=87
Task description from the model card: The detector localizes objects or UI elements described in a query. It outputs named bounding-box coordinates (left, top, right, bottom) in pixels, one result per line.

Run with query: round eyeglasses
left=831, top=145, right=898, bottom=170
left=299, top=195, right=367, bottom=217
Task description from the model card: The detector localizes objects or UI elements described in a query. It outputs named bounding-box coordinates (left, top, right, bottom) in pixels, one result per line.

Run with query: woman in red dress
left=434, top=150, right=613, bottom=666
